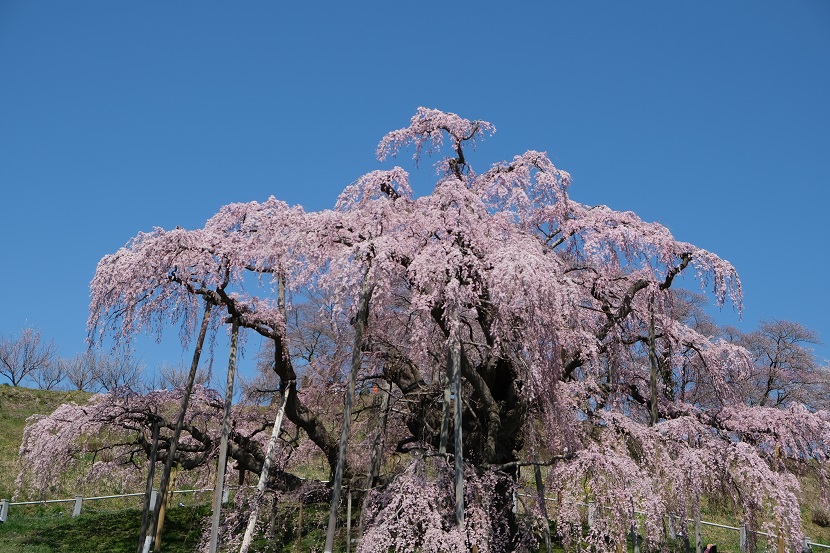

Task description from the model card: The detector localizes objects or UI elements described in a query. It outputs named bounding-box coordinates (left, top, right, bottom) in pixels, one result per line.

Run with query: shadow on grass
left=10, top=505, right=210, bottom=553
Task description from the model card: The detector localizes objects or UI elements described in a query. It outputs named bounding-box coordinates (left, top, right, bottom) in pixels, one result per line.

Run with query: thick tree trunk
left=209, top=317, right=239, bottom=553
left=263, top=287, right=340, bottom=474
left=147, top=300, right=212, bottom=551
left=324, top=277, right=373, bottom=553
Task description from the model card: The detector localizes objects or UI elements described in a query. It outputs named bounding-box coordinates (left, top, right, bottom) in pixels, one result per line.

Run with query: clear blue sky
left=1, top=1, right=828, bottom=384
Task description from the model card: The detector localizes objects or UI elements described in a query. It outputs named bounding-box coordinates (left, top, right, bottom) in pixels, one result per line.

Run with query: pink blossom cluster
left=22, top=107, right=822, bottom=550
left=15, top=385, right=296, bottom=501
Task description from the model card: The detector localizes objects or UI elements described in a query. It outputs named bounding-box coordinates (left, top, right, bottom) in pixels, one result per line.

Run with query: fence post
left=802, top=537, right=811, bottom=553
left=740, top=524, right=747, bottom=552
left=346, top=488, right=352, bottom=553
left=222, top=485, right=229, bottom=504
left=588, top=501, right=595, bottom=527
left=296, top=499, right=303, bottom=553
left=694, top=515, right=701, bottom=553
left=0, top=499, right=8, bottom=522
left=72, top=495, right=83, bottom=517
left=150, top=489, right=158, bottom=512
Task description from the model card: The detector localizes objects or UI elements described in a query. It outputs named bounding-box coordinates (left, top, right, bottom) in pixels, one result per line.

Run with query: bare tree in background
left=32, top=357, right=67, bottom=390
left=65, top=351, right=103, bottom=392
left=158, top=361, right=211, bottom=390
left=0, top=327, right=57, bottom=386
left=242, top=290, right=339, bottom=405
left=731, top=320, right=827, bottom=408
left=670, top=291, right=719, bottom=406
left=95, top=350, right=144, bottom=391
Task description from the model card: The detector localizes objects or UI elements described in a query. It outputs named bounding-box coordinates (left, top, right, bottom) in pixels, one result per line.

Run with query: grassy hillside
left=0, top=385, right=92, bottom=500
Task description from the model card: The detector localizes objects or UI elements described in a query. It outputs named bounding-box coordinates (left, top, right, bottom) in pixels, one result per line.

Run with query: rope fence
left=518, top=492, right=829, bottom=552
left=3, top=486, right=829, bottom=552
left=0, top=487, right=220, bottom=523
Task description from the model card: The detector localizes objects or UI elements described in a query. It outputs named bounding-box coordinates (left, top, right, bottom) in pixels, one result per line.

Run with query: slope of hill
left=0, top=385, right=92, bottom=500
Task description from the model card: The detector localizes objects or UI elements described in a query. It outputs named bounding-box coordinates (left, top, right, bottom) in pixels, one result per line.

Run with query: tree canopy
left=18, top=108, right=830, bottom=552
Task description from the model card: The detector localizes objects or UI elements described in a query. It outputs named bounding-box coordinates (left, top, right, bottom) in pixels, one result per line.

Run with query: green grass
left=0, top=504, right=210, bottom=553
left=0, top=503, right=808, bottom=552
left=0, top=501, right=358, bottom=553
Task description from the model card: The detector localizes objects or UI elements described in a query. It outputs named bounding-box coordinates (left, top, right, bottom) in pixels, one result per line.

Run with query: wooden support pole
left=534, top=460, right=552, bottom=553
left=439, top=348, right=452, bottom=455
left=209, top=317, right=239, bottom=553
left=154, top=464, right=179, bottom=552
left=346, top=488, right=352, bottom=553
left=137, top=418, right=160, bottom=553
left=239, top=384, right=291, bottom=553
left=296, top=499, right=303, bottom=553
left=695, top=515, right=701, bottom=553
left=647, top=299, right=659, bottom=426
left=451, top=333, right=464, bottom=527
left=154, top=497, right=167, bottom=553
left=357, top=379, right=391, bottom=541
left=324, top=277, right=373, bottom=553
left=148, top=301, right=213, bottom=552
